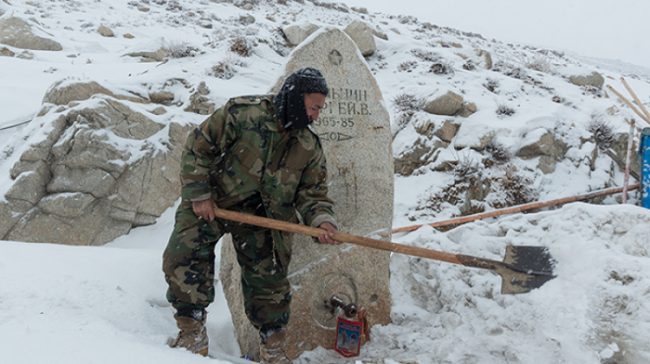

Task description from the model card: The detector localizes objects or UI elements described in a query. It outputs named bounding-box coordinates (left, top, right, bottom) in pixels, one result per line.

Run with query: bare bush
left=392, top=93, right=423, bottom=128
left=586, top=115, right=614, bottom=151
left=410, top=49, right=441, bottom=63
left=429, top=62, right=454, bottom=75
left=518, top=52, right=552, bottom=73
left=162, top=41, right=198, bottom=58
left=484, top=78, right=499, bottom=93
left=492, top=165, right=538, bottom=206
left=496, top=104, right=515, bottom=117
left=486, top=142, right=511, bottom=164
left=453, top=154, right=481, bottom=182
left=462, top=60, right=476, bottom=71
left=209, top=57, right=247, bottom=79
left=398, top=61, right=417, bottom=72
left=492, top=60, right=528, bottom=80
left=230, top=36, right=253, bottom=57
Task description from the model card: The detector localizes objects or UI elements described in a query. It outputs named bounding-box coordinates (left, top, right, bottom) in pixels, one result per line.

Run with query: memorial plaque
left=220, top=28, right=393, bottom=360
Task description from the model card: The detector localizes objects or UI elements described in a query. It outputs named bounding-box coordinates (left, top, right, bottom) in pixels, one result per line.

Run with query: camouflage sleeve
left=179, top=104, right=236, bottom=201
left=295, top=143, right=338, bottom=229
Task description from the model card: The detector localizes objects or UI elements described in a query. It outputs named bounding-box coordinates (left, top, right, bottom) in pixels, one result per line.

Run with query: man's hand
left=193, top=199, right=218, bottom=221
left=318, top=222, right=342, bottom=245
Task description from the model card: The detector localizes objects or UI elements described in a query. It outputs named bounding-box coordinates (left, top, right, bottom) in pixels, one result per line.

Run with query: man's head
left=274, top=67, right=329, bottom=131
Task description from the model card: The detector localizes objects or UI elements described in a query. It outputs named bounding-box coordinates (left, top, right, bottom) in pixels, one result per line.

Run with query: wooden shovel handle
left=213, top=208, right=469, bottom=266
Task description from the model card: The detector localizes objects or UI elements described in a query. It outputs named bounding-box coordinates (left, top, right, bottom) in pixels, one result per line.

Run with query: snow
left=1, top=0, right=650, bottom=363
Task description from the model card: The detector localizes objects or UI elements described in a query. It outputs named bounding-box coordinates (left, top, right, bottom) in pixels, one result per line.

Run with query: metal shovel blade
left=498, top=246, right=556, bottom=294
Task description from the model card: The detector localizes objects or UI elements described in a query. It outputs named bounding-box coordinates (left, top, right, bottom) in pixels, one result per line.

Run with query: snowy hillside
left=2, top=0, right=650, bottom=363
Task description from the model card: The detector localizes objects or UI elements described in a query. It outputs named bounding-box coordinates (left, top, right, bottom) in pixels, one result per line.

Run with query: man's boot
left=259, top=327, right=291, bottom=364
left=170, top=309, right=209, bottom=356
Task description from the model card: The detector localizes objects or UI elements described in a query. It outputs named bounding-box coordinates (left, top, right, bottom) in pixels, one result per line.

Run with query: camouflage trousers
left=162, top=199, right=292, bottom=330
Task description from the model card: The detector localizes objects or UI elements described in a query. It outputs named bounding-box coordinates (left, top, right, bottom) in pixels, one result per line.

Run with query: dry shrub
left=162, top=41, right=198, bottom=58
left=518, top=52, right=552, bottom=73
left=230, top=36, right=253, bottom=57
left=492, top=165, right=538, bottom=207
left=398, top=61, right=417, bottom=72
left=462, top=60, right=476, bottom=71
left=486, top=142, right=511, bottom=164
left=429, top=62, right=454, bottom=75
left=586, top=115, right=614, bottom=151
left=492, top=60, right=529, bottom=80
left=392, top=93, right=423, bottom=127
left=496, top=104, right=515, bottom=117
left=484, top=78, right=499, bottom=93
left=209, top=58, right=246, bottom=79
left=410, top=49, right=440, bottom=63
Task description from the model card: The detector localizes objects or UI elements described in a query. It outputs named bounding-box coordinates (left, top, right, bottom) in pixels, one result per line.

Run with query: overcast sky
left=341, top=0, right=649, bottom=69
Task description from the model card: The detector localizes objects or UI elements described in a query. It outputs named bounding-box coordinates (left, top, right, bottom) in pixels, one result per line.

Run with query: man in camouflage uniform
left=163, top=68, right=340, bottom=363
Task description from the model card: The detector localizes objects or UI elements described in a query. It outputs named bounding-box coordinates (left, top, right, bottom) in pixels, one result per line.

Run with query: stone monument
left=219, top=27, right=394, bottom=361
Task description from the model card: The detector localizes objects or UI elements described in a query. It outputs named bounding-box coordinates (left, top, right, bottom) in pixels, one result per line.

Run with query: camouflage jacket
left=180, top=94, right=337, bottom=231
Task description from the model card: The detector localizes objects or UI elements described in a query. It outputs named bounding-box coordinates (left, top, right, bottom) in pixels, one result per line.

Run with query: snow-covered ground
left=2, top=0, right=650, bottom=363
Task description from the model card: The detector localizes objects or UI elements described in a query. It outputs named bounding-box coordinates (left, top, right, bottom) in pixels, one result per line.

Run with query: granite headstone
left=220, top=27, right=393, bottom=361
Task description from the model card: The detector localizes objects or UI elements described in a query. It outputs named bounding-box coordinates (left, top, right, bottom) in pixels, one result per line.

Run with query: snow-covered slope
left=2, top=0, right=650, bottom=363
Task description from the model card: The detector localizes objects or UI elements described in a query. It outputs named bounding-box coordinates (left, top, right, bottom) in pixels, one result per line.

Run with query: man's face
left=304, top=93, right=327, bottom=122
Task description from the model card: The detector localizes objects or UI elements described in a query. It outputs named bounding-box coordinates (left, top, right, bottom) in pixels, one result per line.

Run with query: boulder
left=282, top=23, right=320, bottom=46
left=516, top=129, right=568, bottom=174
left=0, top=46, right=14, bottom=57
left=97, top=25, right=114, bottom=37
left=424, top=91, right=464, bottom=116
left=0, top=16, right=62, bottom=51
left=344, top=20, right=377, bottom=57
left=184, top=81, right=216, bottom=115
left=434, top=120, right=460, bottom=142
left=569, top=71, right=605, bottom=88
left=0, top=80, right=192, bottom=245
left=454, top=122, right=496, bottom=151
left=42, top=80, right=149, bottom=105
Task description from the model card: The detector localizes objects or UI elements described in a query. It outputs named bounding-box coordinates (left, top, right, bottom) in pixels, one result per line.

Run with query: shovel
left=213, top=208, right=555, bottom=294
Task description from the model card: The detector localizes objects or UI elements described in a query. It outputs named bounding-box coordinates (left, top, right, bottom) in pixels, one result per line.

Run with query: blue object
left=639, top=128, right=650, bottom=208
left=241, top=355, right=254, bottom=361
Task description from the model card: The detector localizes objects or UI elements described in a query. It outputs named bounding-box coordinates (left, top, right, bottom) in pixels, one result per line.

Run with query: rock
left=37, top=193, right=96, bottom=218
left=476, top=49, right=493, bottom=70
left=1, top=80, right=191, bottom=245
left=282, top=23, right=320, bottom=46
left=221, top=28, right=393, bottom=362
left=0, top=46, right=14, bottom=57
left=42, top=80, right=148, bottom=105
left=424, top=91, right=464, bottom=116
left=97, top=25, right=114, bottom=37
left=5, top=161, right=50, bottom=205
left=123, top=33, right=135, bottom=39
left=239, top=15, right=255, bottom=24
left=516, top=129, right=568, bottom=174
left=569, top=71, right=605, bottom=88
left=454, top=122, right=496, bottom=151
left=184, top=82, right=216, bottom=115
left=372, top=27, right=388, bottom=41
left=434, top=119, right=460, bottom=142
left=0, top=16, right=62, bottom=51
left=124, top=50, right=165, bottom=62
left=150, top=106, right=167, bottom=115
left=344, top=20, right=377, bottom=57
left=394, top=137, right=437, bottom=176
left=149, top=91, right=175, bottom=105
left=16, top=50, right=34, bottom=59
left=457, top=102, right=477, bottom=118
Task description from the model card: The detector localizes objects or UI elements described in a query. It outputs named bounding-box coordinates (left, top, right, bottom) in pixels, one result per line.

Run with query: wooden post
left=392, top=184, right=641, bottom=234
left=607, top=85, right=650, bottom=125
left=621, top=78, right=650, bottom=122
left=623, top=119, right=636, bottom=204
